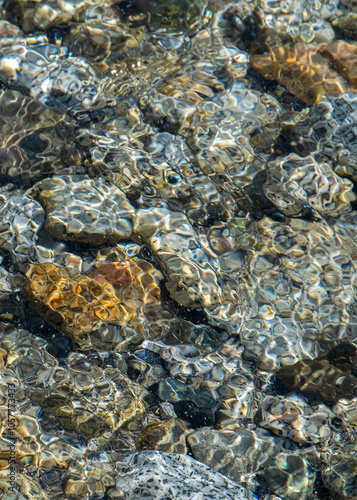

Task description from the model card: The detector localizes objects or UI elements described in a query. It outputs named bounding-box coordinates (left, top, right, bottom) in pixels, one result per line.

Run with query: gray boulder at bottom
left=108, top=451, right=249, bottom=499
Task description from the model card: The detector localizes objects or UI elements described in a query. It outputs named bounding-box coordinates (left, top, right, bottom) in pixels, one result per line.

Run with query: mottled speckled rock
left=109, top=451, right=249, bottom=499
left=37, top=175, right=135, bottom=245
left=187, top=428, right=278, bottom=482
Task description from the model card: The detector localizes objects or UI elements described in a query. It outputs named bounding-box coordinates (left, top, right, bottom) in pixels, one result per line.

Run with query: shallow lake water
left=0, top=0, right=356, bottom=498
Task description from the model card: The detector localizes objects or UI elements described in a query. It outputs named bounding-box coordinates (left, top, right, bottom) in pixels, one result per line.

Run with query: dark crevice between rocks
left=20, top=306, right=73, bottom=360
left=247, top=67, right=308, bottom=113
left=313, top=470, right=333, bottom=500
left=160, top=279, right=210, bottom=326
left=237, top=12, right=262, bottom=52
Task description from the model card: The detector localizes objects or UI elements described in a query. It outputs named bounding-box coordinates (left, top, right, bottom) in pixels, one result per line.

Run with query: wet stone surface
left=36, top=174, right=135, bottom=245
left=0, top=0, right=357, bottom=499
left=109, top=451, right=249, bottom=500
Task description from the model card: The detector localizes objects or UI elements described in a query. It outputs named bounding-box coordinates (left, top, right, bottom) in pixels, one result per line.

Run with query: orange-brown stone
left=23, top=263, right=134, bottom=338
left=250, top=41, right=351, bottom=105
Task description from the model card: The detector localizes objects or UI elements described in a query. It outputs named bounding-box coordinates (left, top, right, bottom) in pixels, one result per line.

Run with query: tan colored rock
left=250, top=42, right=350, bottom=105
left=23, top=263, right=134, bottom=339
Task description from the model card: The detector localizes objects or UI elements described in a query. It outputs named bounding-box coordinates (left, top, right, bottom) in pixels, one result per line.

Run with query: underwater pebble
left=136, top=418, right=190, bottom=454
left=143, top=339, right=256, bottom=426
left=254, top=0, right=337, bottom=43
left=4, top=0, right=108, bottom=31
left=279, top=358, right=357, bottom=403
left=250, top=40, right=349, bottom=105
left=0, top=331, right=145, bottom=445
left=234, top=217, right=357, bottom=370
left=258, top=394, right=333, bottom=444
left=0, top=189, right=45, bottom=271
left=0, top=21, right=112, bottom=115
left=284, top=93, right=357, bottom=180
left=0, top=88, right=79, bottom=182
left=23, top=258, right=165, bottom=348
left=264, top=153, right=356, bottom=218
left=187, top=427, right=278, bottom=482
left=264, top=453, right=315, bottom=500
left=322, top=455, right=357, bottom=500
left=110, top=451, right=249, bottom=499
left=36, top=174, right=135, bottom=245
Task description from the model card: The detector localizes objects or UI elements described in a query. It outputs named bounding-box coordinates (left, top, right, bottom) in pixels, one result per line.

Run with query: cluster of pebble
left=0, top=0, right=357, bottom=499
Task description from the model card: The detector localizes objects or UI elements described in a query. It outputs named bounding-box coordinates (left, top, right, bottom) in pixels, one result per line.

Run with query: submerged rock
left=187, top=427, right=278, bottom=482
left=22, top=258, right=165, bottom=347
left=142, top=339, right=256, bottom=426
left=0, top=330, right=145, bottom=444
left=234, top=217, right=357, bottom=370
left=264, top=453, right=315, bottom=500
left=110, top=451, right=249, bottom=499
left=250, top=41, right=349, bottom=105
left=0, top=89, right=79, bottom=182
left=134, top=206, right=250, bottom=332
left=4, top=0, right=108, bottom=32
left=264, top=154, right=356, bottom=218
left=0, top=188, right=45, bottom=270
left=0, top=471, right=50, bottom=499
left=283, top=92, right=357, bottom=180
left=319, top=41, right=357, bottom=89
left=136, top=418, right=190, bottom=454
left=257, top=394, right=333, bottom=444
left=279, top=358, right=357, bottom=403
left=23, top=263, right=133, bottom=338
left=0, top=21, right=113, bottom=116
left=322, top=455, right=357, bottom=500
left=135, top=0, right=212, bottom=31
left=36, top=174, right=135, bottom=245
left=253, top=0, right=337, bottom=43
